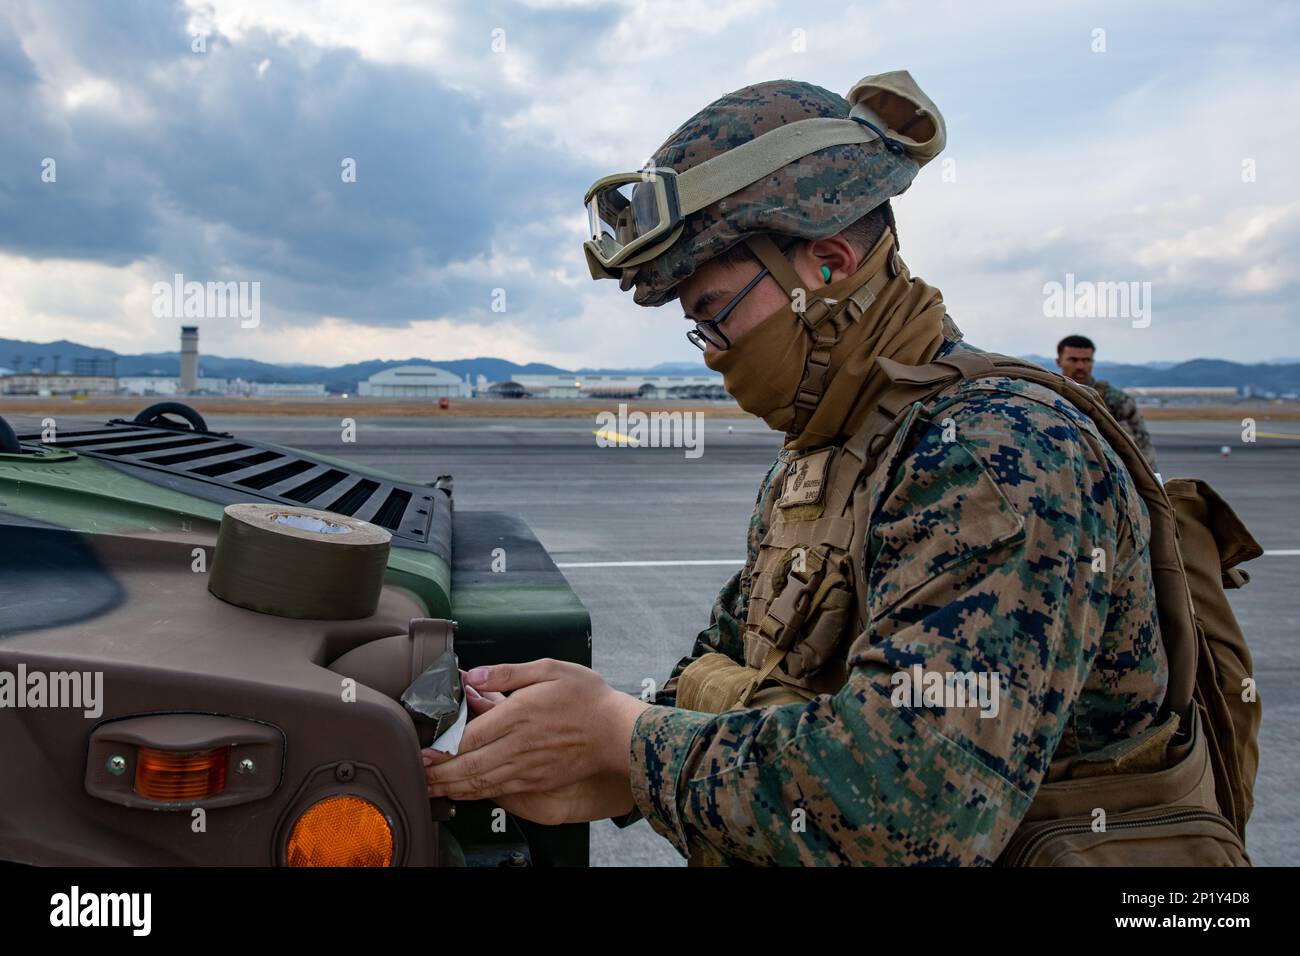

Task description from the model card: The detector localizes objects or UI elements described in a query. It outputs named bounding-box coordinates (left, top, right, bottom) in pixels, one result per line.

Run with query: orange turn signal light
left=134, top=747, right=229, bottom=802
left=286, top=794, right=394, bottom=867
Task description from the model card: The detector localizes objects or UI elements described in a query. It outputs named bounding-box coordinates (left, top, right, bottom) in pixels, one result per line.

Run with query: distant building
left=250, top=382, right=327, bottom=397
left=359, top=366, right=469, bottom=398
left=1126, top=387, right=1239, bottom=397
left=119, top=376, right=230, bottom=396
left=483, top=372, right=725, bottom=400
left=119, top=376, right=178, bottom=396
left=1126, top=386, right=1241, bottom=404
left=2, top=373, right=117, bottom=396
left=117, top=376, right=310, bottom=398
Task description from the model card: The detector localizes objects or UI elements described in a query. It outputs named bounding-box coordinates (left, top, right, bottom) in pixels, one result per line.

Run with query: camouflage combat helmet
left=582, top=70, right=947, bottom=307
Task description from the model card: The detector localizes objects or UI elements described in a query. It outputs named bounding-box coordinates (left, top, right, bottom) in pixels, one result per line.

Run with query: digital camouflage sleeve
left=1094, top=378, right=1158, bottom=472
left=625, top=374, right=1167, bottom=865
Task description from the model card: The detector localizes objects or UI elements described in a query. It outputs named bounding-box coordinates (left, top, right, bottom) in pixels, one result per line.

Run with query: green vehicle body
left=0, top=408, right=591, bottom=866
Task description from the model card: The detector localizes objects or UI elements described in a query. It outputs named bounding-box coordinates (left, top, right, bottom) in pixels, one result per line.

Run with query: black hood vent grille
left=18, top=422, right=449, bottom=554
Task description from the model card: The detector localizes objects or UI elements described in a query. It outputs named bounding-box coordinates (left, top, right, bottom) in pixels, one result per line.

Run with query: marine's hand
left=459, top=668, right=505, bottom=717
left=472, top=770, right=636, bottom=826
left=420, top=659, right=646, bottom=819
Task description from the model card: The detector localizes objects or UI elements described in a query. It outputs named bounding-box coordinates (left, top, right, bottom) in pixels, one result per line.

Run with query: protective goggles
left=584, top=168, right=684, bottom=278
left=583, top=69, right=946, bottom=283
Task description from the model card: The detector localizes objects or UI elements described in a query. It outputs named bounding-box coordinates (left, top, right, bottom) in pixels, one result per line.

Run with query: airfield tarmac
left=10, top=411, right=1296, bottom=867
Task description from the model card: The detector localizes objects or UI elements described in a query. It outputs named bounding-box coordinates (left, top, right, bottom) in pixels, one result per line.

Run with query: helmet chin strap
left=743, top=232, right=898, bottom=439
left=745, top=234, right=807, bottom=299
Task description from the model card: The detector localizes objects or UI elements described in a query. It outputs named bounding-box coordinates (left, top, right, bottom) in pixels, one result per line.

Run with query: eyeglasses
left=684, top=265, right=771, bottom=351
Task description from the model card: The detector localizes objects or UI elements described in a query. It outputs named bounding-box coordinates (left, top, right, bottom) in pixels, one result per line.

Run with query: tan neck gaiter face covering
left=704, top=230, right=947, bottom=449
left=703, top=292, right=812, bottom=433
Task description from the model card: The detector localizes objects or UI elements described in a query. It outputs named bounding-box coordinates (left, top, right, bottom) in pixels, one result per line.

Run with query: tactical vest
left=676, top=348, right=1259, bottom=866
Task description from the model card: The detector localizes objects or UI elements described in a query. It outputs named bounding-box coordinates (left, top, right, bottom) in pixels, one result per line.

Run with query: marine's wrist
left=599, top=687, right=651, bottom=778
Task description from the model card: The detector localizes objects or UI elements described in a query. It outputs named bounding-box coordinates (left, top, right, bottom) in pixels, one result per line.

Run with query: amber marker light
left=134, top=747, right=229, bottom=802
left=285, top=794, right=394, bottom=867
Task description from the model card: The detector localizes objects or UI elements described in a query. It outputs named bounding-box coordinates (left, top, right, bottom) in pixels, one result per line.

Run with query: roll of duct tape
left=208, top=503, right=392, bottom=620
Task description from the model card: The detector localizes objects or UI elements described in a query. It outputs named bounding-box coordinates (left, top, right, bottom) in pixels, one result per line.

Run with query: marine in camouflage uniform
left=591, top=74, right=1167, bottom=864
left=626, top=328, right=1166, bottom=864
left=1056, top=334, right=1158, bottom=472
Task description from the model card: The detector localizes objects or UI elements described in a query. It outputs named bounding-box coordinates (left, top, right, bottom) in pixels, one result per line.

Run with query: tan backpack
left=999, top=476, right=1260, bottom=866
left=679, top=348, right=1262, bottom=865
left=895, top=352, right=1262, bottom=866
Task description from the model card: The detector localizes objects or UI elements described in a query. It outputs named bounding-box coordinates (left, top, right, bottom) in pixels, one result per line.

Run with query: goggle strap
left=676, top=117, right=877, bottom=217
left=617, top=223, right=684, bottom=268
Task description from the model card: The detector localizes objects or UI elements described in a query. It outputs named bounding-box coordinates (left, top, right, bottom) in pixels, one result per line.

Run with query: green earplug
left=820, top=266, right=832, bottom=281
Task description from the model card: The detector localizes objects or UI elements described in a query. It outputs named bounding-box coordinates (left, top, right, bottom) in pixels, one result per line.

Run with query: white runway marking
left=556, top=559, right=744, bottom=568
left=559, top=552, right=1300, bottom=568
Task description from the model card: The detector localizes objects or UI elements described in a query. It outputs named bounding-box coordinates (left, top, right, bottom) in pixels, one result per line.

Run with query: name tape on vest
left=779, top=448, right=835, bottom=508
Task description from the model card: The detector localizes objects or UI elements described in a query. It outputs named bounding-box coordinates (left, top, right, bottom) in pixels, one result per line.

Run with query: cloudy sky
left=1, top=0, right=1296, bottom=369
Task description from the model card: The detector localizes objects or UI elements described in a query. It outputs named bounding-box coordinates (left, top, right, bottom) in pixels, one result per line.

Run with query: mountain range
left=2, top=337, right=1298, bottom=396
